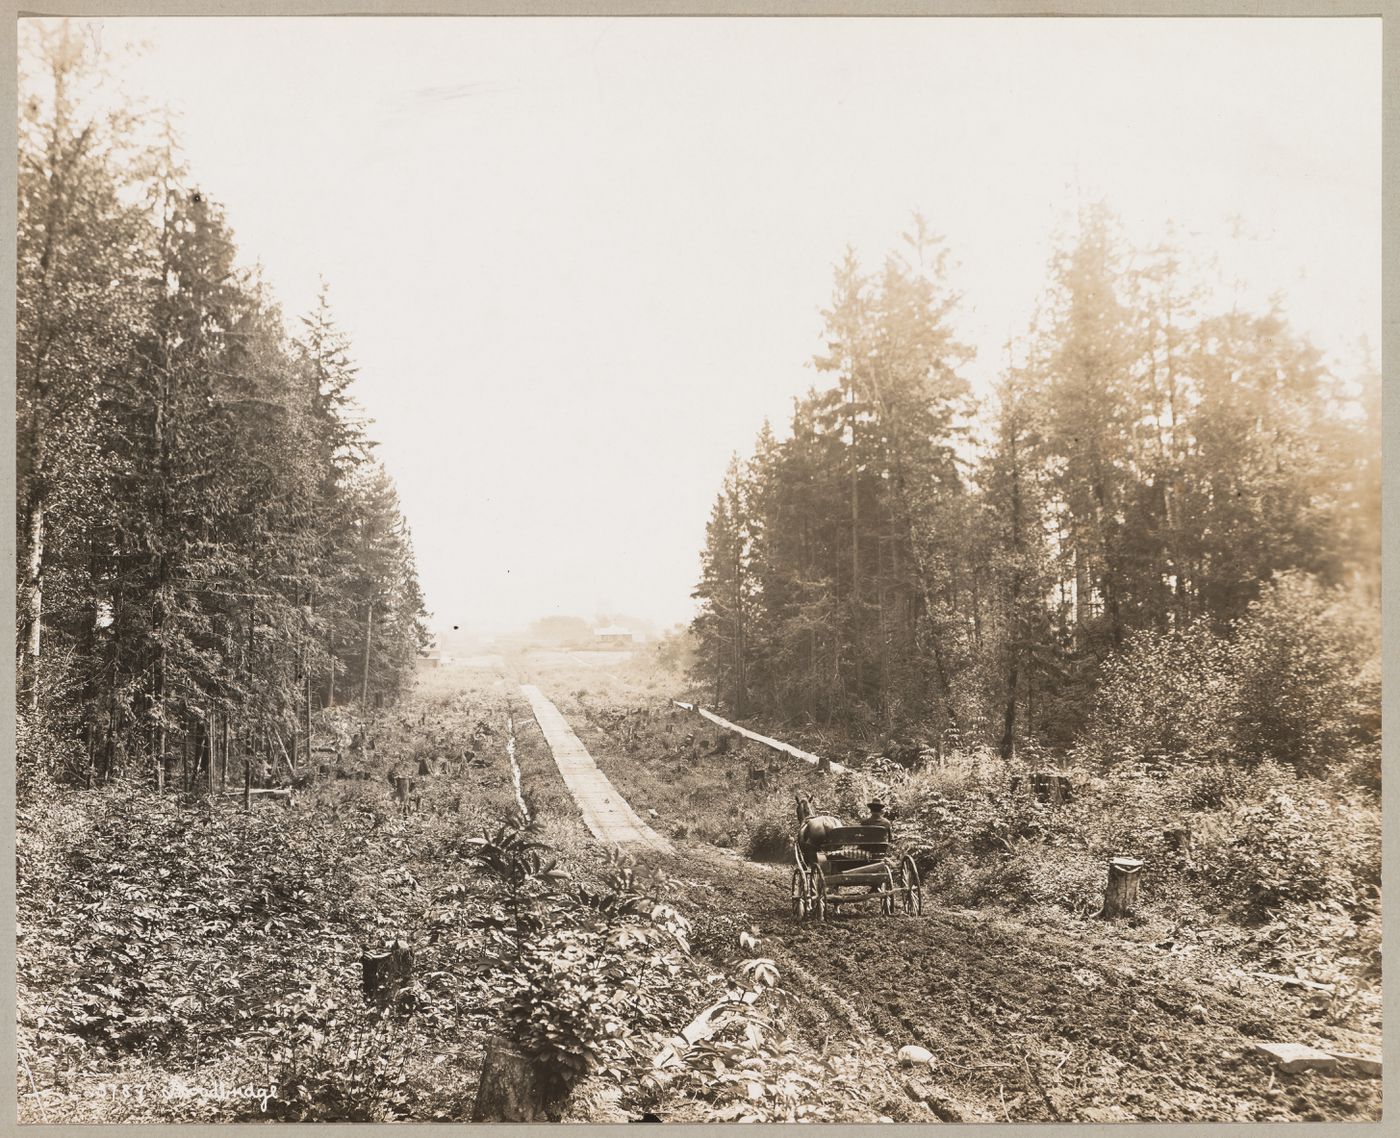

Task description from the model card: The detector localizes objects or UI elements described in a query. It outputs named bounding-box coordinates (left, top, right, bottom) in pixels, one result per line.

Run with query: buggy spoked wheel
left=900, top=855, right=923, bottom=915
left=812, top=870, right=828, bottom=922
left=791, top=868, right=810, bottom=921
left=880, top=865, right=897, bottom=916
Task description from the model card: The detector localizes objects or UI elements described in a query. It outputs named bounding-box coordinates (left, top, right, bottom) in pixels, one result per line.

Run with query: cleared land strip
left=673, top=701, right=852, bottom=775
left=520, top=684, right=672, bottom=851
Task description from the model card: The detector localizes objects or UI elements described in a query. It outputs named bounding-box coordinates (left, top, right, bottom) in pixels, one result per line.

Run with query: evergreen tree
left=17, top=22, right=431, bottom=791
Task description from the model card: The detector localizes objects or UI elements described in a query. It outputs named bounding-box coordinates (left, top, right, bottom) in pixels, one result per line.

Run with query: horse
left=794, top=791, right=844, bottom=870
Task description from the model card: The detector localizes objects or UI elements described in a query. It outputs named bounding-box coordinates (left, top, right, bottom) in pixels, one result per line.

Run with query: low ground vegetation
left=18, top=665, right=888, bottom=1123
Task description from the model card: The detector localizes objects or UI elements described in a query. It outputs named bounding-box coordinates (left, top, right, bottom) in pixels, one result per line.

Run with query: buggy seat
left=814, top=825, right=893, bottom=868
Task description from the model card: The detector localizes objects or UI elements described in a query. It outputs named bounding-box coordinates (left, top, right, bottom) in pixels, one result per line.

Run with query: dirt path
left=519, top=683, right=671, bottom=851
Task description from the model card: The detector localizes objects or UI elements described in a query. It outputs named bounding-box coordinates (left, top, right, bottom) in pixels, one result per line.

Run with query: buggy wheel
left=812, top=870, right=828, bottom=922
left=880, top=865, right=897, bottom=916
left=900, top=855, right=923, bottom=915
left=791, top=868, right=809, bottom=921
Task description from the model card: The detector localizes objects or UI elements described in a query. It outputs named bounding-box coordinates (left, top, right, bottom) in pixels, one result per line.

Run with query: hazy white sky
left=70, top=16, right=1379, bottom=636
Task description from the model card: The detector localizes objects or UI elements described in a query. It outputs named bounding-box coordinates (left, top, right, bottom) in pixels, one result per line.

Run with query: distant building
left=418, top=648, right=452, bottom=668
left=593, top=625, right=635, bottom=645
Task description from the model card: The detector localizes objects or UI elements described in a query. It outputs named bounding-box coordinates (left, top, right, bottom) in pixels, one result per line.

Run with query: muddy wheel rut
left=669, top=853, right=1380, bottom=1123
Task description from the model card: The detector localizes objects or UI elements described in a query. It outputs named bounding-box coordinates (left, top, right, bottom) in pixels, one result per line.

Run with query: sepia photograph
left=13, top=9, right=1383, bottom=1126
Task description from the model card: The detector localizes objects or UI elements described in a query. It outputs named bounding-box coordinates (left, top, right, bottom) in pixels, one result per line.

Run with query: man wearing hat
left=859, top=798, right=893, bottom=839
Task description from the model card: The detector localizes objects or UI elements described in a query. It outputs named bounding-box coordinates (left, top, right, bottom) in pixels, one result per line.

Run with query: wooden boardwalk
left=520, top=684, right=671, bottom=852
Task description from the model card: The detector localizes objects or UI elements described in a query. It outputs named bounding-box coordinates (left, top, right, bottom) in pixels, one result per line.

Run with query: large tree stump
left=361, top=938, right=414, bottom=1008
left=1101, top=857, right=1145, bottom=917
left=472, top=1039, right=544, bottom=1122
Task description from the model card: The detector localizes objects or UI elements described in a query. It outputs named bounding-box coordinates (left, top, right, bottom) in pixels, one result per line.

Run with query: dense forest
left=692, top=212, right=1381, bottom=774
left=17, top=22, right=430, bottom=793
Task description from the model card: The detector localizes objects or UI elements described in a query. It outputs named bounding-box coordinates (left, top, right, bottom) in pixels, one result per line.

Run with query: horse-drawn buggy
left=791, top=793, right=923, bottom=920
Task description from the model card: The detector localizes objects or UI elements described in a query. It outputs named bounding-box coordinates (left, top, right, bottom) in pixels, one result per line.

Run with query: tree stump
left=1101, top=857, right=1144, bottom=917
left=1031, top=772, right=1053, bottom=802
left=392, top=775, right=417, bottom=816
left=361, top=938, right=414, bottom=1008
left=472, top=1039, right=543, bottom=1122
left=1163, top=826, right=1192, bottom=854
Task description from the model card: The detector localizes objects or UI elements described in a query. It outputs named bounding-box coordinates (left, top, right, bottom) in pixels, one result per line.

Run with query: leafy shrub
left=1195, top=787, right=1380, bottom=921
left=17, top=708, right=82, bottom=798
left=645, top=931, right=868, bottom=1123
left=1080, top=573, right=1379, bottom=779
left=743, top=796, right=793, bottom=862
left=1231, top=572, right=1380, bottom=774
left=465, top=818, right=698, bottom=1111
left=1079, top=622, right=1236, bottom=767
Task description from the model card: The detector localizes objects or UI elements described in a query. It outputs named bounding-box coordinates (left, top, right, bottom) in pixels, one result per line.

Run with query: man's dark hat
left=867, top=799, right=885, bottom=810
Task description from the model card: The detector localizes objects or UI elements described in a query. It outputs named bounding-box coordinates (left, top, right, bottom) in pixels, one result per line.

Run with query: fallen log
left=1235, top=969, right=1336, bottom=993
left=1252, top=1041, right=1338, bottom=1073
left=221, top=787, right=294, bottom=799
left=672, top=702, right=850, bottom=775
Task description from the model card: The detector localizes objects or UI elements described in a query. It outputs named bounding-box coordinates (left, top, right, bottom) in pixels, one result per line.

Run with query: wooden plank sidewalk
left=521, top=684, right=671, bottom=851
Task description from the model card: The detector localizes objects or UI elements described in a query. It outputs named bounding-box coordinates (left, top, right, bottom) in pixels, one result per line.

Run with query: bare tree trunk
left=848, top=379, right=862, bottom=702
left=304, top=591, right=314, bottom=767
left=999, top=662, right=1019, bottom=762
left=362, top=599, right=374, bottom=707
left=155, top=707, right=166, bottom=794
left=1027, top=661, right=1036, bottom=741
left=21, top=494, right=45, bottom=713
left=361, top=939, right=415, bottom=1008
left=1074, top=542, right=1090, bottom=649
left=733, top=537, right=746, bottom=718
left=472, top=1040, right=544, bottom=1122
left=1001, top=438, right=1024, bottom=762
